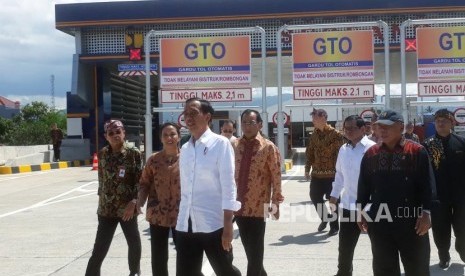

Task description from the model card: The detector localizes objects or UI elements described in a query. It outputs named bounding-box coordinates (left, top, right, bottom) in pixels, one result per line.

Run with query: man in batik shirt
left=305, top=108, right=344, bottom=236
left=85, top=120, right=142, bottom=276
left=233, top=109, right=284, bottom=276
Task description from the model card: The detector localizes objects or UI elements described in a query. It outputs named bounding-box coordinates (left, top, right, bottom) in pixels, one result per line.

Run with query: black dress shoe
left=317, top=222, right=328, bottom=232
left=439, top=258, right=450, bottom=269
left=328, top=228, right=339, bottom=236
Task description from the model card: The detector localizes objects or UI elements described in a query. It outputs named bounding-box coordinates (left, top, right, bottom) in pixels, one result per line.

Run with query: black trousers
left=431, top=201, right=465, bottom=261
left=85, top=215, right=141, bottom=276
left=150, top=224, right=176, bottom=276
left=309, top=177, right=339, bottom=230
left=368, top=220, right=430, bottom=276
left=235, top=216, right=267, bottom=276
left=175, top=225, right=241, bottom=276
left=336, top=209, right=361, bottom=276
left=53, top=141, right=61, bottom=161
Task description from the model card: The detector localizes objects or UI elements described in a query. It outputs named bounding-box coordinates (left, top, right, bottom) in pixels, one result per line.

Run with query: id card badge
left=118, top=167, right=126, bottom=178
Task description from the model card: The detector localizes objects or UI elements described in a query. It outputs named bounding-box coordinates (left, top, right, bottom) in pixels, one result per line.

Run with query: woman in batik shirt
left=138, top=122, right=181, bottom=276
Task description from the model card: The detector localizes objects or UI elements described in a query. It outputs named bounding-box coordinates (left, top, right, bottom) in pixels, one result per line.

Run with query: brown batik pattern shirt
left=97, top=143, right=142, bottom=218
left=139, top=151, right=180, bottom=227
left=305, top=124, right=344, bottom=179
left=233, top=133, right=283, bottom=218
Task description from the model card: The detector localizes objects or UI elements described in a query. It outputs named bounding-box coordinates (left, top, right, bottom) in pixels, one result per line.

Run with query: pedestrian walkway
left=254, top=148, right=463, bottom=276
left=1, top=151, right=463, bottom=275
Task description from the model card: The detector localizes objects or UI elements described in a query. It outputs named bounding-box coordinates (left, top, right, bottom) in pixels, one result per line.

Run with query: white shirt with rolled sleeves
left=331, top=136, right=376, bottom=211
left=176, top=128, right=241, bottom=233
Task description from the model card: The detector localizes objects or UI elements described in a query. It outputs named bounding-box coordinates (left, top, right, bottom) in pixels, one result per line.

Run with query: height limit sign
left=293, top=84, right=374, bottom=100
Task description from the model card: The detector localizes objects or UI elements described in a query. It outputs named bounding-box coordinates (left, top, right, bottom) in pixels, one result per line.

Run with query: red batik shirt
left=233, top=133, right=283, bottom=218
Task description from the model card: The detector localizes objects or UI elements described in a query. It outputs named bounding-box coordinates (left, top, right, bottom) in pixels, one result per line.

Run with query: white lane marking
left=282, top=164, right=302, bottom=186
left=0, top=170, right=52, bottom=182
left=0, top=181, right=97, bottom=219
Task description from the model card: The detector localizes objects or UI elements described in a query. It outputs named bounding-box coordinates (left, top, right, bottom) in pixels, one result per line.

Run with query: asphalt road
left=0, top=149, right=463, bottom=276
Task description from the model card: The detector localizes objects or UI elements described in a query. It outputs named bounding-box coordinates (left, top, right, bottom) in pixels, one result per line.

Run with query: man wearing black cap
left=85, top=120, right=143, bottom=276
left=305, top=108, right=344, bottom=236
left=357, top=110, right=435, bottom=276
left=423, top=109, right=465, bottom=269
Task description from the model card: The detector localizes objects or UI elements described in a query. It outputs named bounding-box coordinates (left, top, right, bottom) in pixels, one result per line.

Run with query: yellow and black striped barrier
left=0, top=160, right=92, bottom=175
left=284, top=159, right=293, bottom=171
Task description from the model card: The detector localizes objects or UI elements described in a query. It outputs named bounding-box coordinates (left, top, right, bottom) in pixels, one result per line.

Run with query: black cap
left=375, top=110, right=404, bottom=125
left=434, top=109, right=454, bottom=121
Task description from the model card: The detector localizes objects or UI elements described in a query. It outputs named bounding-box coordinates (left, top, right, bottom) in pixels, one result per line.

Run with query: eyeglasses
left=107, top=129, right=122, bottom=137
left=242, top=121, right=258, bottom=126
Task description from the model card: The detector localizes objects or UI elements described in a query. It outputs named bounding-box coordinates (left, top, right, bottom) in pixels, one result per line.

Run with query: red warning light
left=405, top=39, right=417, bottom=52
left=129, top=48, right=142, bottom=60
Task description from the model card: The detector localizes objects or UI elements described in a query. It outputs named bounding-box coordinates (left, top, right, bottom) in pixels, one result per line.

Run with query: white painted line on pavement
left=0, top=170, right=51, bottom=182
left=0, top=181, right=97, bottom=219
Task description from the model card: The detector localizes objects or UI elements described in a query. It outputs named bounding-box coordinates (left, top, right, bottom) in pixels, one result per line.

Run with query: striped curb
left=0, top=159, right=92, bottom=175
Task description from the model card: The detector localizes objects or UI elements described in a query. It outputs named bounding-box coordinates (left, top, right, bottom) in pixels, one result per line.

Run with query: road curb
left=0, top=160, right=92, bottom=174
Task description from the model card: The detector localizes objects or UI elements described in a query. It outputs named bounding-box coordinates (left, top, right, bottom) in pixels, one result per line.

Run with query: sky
left=0, top=0, right=139, bottom=109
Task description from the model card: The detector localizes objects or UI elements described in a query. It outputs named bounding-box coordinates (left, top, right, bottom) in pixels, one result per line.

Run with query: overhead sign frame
left=400, top=18, right=465, bottom=122
left=144, top=27, right=268, bottom=162
left=276, top=21, right=390, bottom=172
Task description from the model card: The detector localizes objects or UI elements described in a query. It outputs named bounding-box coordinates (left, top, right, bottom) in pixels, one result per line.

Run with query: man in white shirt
left=329, top=115, right=376, bottom=276
left=176, top=98, right=242, bottom=276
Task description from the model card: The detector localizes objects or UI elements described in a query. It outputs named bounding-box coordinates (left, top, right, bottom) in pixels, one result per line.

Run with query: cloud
left=0, top=0, right=138, bottom=98
left=6, top=95, right=67, bottom=110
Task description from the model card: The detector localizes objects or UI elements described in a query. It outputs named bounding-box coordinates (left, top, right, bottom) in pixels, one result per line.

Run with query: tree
left=0, top=117, right=13, bottom=144
left=1, top=101, right=66, bottom=145
left=17, top=101, right=51, bottom=122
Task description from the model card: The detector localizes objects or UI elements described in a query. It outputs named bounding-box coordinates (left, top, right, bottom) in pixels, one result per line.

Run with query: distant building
left=0, top=96, right=20, bottom=119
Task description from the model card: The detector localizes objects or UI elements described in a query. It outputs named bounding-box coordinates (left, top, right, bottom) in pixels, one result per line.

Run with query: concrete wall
left=0, top=145, right=51, bottom=166
left=0, top=139, right=91, bottom=166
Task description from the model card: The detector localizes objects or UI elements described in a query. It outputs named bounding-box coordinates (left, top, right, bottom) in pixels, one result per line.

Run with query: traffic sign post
left=360, top=109, right=376, bottom=122
left=178, top=114, right=187, bottom=128
left=272, top=111, right=290, bottom=126
left=454, top=107, right=465, bottom=125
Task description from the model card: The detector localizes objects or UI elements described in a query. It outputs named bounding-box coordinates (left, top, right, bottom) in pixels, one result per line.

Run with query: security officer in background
left=423, top=109, right=465, bottom=269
